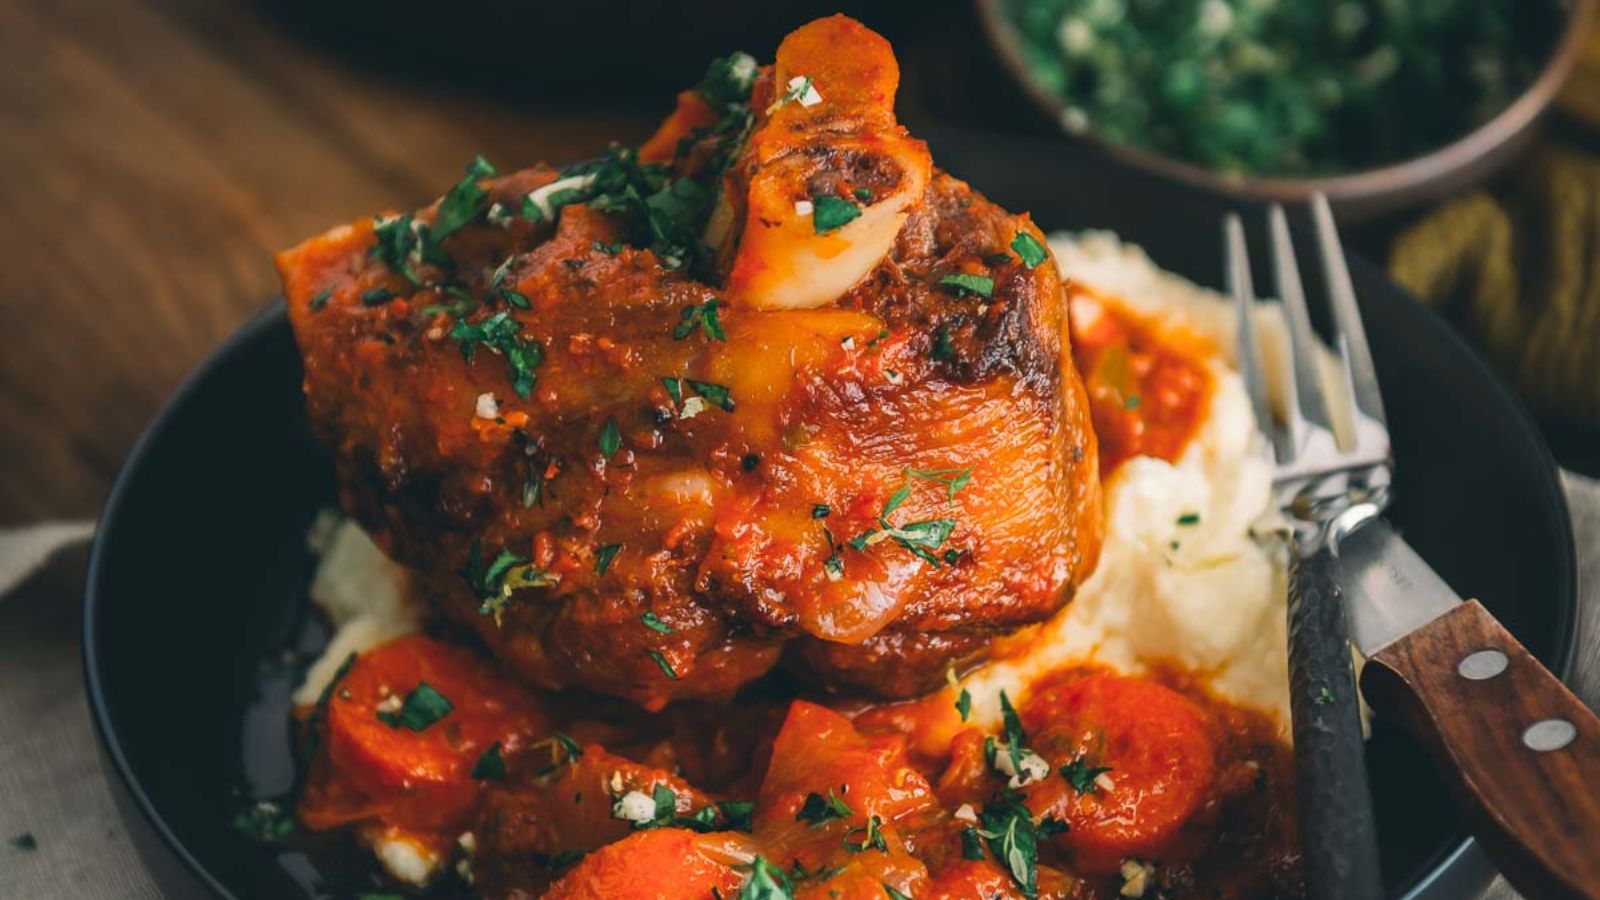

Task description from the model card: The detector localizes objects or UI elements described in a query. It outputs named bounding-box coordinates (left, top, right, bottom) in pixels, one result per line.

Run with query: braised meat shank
left=276, top=16, right=1101, bottom=708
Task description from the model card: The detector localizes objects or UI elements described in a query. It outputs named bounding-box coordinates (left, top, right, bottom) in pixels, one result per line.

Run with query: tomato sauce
left=1069, top=286, right=1213, bottom=476
left=294, top=634, right=1302, bottom=899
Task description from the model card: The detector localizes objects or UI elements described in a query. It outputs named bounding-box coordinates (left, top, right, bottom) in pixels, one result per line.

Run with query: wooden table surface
left=0, top=0, right=659, bottom=522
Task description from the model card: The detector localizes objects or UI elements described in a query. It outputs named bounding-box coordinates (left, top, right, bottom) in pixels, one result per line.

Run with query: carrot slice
left=1020, top=671, right=1216, bottom=871
left=299, top=635, right=544, bottom=833
left=542, top=829, right=751, bottom=900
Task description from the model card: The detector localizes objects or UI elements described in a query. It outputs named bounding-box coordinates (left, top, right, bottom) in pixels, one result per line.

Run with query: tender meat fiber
left=276, top=16, right=1101, bottom=708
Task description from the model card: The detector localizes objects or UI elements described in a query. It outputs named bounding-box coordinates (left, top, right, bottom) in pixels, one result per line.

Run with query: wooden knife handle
left=1361, top=600, right=1600, bottom=900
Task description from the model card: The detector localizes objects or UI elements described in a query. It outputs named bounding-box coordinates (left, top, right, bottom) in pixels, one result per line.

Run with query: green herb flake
left=647, top=649, right=679, bottom=680
left=960, top=827, right=985, bottom=860
left=674, top=297, right=727, bottom=342
left=1316, top=686, right=1336, bottom=705
left=1011, top=232, right=1049, bottom=269
left=854, top=187, right=874, bottom=203
left=738, top=855, right=795, bottom=900
left=360, top=287, right=396, bottom=306
left=641, top=611, right=675, bottom=634
left=686, top=379, right=735, bottom=412
left=999, top=690, right=1029, bottom=776
left=231, top=801, right=296, bottom=844
left=472, top=742, right=507, bottom=780
left=956, top=688, right=973, bottom=722
left=932, top=325, right=956, bottom=361
left=1060, top=756, right=1113, bottom=795
left=593, top=241, right=625, bottom=255
left=882, top=885, right=911, bottom=900
left=1125, top=394, right=1142, bottom=410
left=449, top=310, right=544, bottom=399
left=975, top=791, right=1047, bottom=899
left=811, top=194, right=862, bottom=234
left=599, top=418, right=621, bottom=457
left=843, top=814, right=888, bottom=854
left=594, top=542, right=622, bottom=575
left=378, top=682, right=453, bottom=731
left=812, top=504, right=831, bottom=519
left=939, top=273, right=996, bottom=298
left=432, top=154, right=497, bottom=244
left=719, top=799, right=757, bottom=833
left=308, top=289, right=333, bottom=312
left=796, top=789, right=854, bottom=827
left=1177, top=512, right=1201, bottom=526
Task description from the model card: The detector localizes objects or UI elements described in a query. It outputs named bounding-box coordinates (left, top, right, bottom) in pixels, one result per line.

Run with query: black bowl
left=85, top=131, right=1576, bottom=900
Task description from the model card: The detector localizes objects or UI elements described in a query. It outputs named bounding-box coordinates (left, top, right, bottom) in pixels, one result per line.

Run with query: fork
left=1226, top=197, right=1600, bottom=900
left=1226, top=198, right=1388, bottom=900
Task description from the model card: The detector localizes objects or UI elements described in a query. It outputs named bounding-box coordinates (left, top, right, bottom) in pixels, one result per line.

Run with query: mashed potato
left=950, top=232, right=1291, bottom=738
left=298, top=231, right=1296, bottom=736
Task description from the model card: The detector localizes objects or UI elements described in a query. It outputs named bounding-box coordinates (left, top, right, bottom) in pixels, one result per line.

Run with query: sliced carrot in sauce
left=542, top=828, right=752, bottom=900
left=298, top=635, right=545, bottom=834
left=1019, top=671, right=1216, bottom=872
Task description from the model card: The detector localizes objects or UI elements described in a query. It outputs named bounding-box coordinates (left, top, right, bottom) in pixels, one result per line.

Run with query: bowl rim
left=974, top=0, right=1600, bottom=204
left=82, top=301, right=290, bottom=900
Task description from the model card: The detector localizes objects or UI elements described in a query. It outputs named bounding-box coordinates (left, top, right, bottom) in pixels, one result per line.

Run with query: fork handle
left=1288, top=543, right=1386, bottom=900
left=1361, top=600, right=1600, bottom=900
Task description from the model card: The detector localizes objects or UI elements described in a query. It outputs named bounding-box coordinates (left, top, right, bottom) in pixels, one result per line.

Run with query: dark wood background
left=1, top=0, right=1594, bottom=523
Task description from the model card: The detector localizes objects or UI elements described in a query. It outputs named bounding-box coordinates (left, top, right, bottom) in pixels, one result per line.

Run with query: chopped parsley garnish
left=1011, top=231, right=1049, bottom=269
left=796, top=789, right=853, bottom=827
left=641, top=611, right=674, bottom=633
left=718, top=800, right=756, bottom=832
left=939, top=273, right=996, bottom=298
left=812, top=504, right=831, bottom=519
left=663, top=377, right=737, bottom=415
left=883, top=884, right=911, bottom=900
left=647, top=649, right=679, bottom=680
left=531, top=733, right=584, bottom=776
left=975, top=791, right=1052, bottom=899
left=738, top=855, right=795, bottom=900
left=1125, top=394, right=1142, bottom=410
left=232, top=800, right=296, bottom=844
left=854, top=187, right=875, bottom=203
left=594, top=543, right=622, bottom=575
left=1316, top=686, right=1336, bottom=705
left=811, top=194, right=862, bottom=233
left=464, top=541, right=557, bottom=617
left=378, top=682, right=453, bottom=731
left=843, top=814, right=888, bottom=853
left=771, top=75, right=815, bottom=111
left=848, top=466, right=972, bottom=567
left=822, top=524, right=845, bottom=580
left=433, top=155, right=497, bottom=244
left=308, top=289, right=332, bottom=311
left=449, top=310, right=544, bottom=399
left=674, top=297, right=727, bottom=342
left=999, top=690, right=1029, bottom=776
left=961, top=827, right=986, bottom=860
left=1060, top=756, right=1113, bottom=794
left=594, top=241, right=624, bottom=255
left=932, top=325, right=956, bottom=361
left=472, top=742, right=507, bottom=780
left=360, top=287, right=395, bottom=306
left=1177, top=511, right=1201, bottom=526
left=599, top=418, right=621, bottom=457
left=956, top=688, right=973, bottom=722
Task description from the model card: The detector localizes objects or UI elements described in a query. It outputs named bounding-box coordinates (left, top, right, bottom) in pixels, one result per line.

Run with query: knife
left=1338, top=519, right=1600, bottom=899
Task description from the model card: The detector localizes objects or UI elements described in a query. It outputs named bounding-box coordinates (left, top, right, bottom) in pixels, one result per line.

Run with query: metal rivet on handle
left=1522, top=719, right=1577, bottom=752
left=1457, top=649, right=1508, bottom=680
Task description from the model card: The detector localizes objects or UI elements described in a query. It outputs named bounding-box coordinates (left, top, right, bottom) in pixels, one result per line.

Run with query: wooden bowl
left=975, top=0, right=1598, bottom=221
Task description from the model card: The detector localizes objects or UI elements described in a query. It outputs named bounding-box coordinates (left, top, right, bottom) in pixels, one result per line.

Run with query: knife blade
left=1335, top=516, right=1461, bottom=656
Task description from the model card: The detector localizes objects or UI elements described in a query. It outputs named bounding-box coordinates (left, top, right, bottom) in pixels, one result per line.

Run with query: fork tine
left=1311, top=193, right=1389, bottom=437
left=1225, top=214, right=1279, bottom=463
left=1268, top=204, right=1335, bottom=461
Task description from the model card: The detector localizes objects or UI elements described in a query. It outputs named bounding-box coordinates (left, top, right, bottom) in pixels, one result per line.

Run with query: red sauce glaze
left=1069, top=287, right=1213, bottom=476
